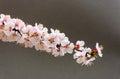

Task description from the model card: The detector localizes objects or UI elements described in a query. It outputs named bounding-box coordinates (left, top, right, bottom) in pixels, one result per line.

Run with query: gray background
left=0, top=0, right=120, bottom=79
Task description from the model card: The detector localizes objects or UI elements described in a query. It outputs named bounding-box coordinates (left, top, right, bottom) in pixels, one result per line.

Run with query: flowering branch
left=0, top=14, right=103, bottom=66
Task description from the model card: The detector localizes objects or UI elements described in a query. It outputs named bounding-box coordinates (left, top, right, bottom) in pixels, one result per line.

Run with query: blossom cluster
left=0, top=14, right=103, bottom=66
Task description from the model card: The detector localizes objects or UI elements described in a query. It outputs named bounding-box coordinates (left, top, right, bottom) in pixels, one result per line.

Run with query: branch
left=0, top=14, right=103, bottom=66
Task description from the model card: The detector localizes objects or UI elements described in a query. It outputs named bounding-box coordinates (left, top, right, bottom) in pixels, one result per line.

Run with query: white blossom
left=75, top=40, right=85, bottom=50
left=96, top=42, right=103, bottom=57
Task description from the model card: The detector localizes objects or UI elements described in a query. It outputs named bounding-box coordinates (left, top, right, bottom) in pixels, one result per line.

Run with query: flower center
left=49, top=38, right=54, bottom=43
left=93, top=48, right=98, bottom=54
left=56, top=44, right=61, bottom=52
left=75, top=44, right=80, bottom=50
left=31, top=32, right=38, bottom=37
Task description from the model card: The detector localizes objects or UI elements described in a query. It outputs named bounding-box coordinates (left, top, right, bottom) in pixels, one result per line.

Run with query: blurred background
left=0, top=0, right=120, bottom=79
